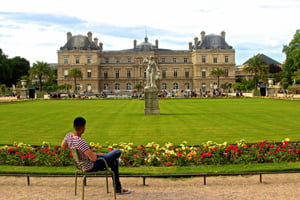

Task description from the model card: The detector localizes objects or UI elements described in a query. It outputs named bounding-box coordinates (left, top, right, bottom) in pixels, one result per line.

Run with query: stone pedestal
left=20, top=88, right=27, bottom=99
left=144, top=87, right=160, bottom=115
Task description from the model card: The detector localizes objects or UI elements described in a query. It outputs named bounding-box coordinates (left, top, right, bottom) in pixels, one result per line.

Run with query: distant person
left=61, top=117, right=131, bottom=194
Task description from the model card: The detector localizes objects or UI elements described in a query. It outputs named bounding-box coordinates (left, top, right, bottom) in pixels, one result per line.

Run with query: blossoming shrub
left=0, top=142, right=73, bottom=166
left=0, top=139, right=299, bottom=167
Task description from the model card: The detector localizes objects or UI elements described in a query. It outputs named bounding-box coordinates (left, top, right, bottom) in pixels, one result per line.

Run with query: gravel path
left=0, top=173, right=299, bottom=200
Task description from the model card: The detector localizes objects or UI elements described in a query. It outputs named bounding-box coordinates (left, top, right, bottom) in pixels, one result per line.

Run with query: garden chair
left=71, top=149, right=116, bottom=200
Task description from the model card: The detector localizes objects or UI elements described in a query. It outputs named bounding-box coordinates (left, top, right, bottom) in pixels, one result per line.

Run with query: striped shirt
left=64, top=132, right=94, bottom=171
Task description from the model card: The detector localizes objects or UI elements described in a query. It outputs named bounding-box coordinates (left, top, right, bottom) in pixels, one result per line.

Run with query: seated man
left=61, top=117, right=131, bottom=194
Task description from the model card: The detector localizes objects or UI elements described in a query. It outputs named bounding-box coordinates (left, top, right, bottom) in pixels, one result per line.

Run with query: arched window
left=126, top=83, right=132, bottom=90
left=173, top=83, right=178, bottom=90
left=115, top=83, right=120, bottom=90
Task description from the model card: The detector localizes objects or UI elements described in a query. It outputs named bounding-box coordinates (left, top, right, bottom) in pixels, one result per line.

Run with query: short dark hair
left=73, top=117, right=86, bottom=130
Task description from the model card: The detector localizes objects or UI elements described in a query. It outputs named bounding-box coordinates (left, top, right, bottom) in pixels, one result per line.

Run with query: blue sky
left=0, top=0, right=299, bottom=65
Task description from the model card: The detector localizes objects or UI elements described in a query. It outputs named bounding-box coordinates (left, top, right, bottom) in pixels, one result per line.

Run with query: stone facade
left=57, top=31, right=236, bottom=94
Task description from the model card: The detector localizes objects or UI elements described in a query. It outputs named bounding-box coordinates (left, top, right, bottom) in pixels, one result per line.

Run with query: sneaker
left=116, top=188, right=131, bottom=194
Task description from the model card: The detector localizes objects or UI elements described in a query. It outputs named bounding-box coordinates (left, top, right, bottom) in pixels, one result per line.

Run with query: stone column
left=144, top=88, right=160, bottom=115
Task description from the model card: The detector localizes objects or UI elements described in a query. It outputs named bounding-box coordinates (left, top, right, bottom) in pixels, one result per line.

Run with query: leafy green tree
left=211, top=68, right=225, bottom=90
left=0, top=49, right=12, bottom=85
left=69, top=68, right=82, bottom=93
left=243, top=55, right=268, bottom=90
left=282, top=30, right=300, bottom=82
left=134, top=84, right=143, bottom=93
left=29, top=61, right=51, bottom=91
left=293, top=69, right=300, bottom=82
left=7, top=56, right=30, bottom=86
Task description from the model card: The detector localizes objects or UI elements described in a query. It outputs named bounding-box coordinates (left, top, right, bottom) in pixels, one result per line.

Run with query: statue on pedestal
left=143, top=56, right=160, bottom=89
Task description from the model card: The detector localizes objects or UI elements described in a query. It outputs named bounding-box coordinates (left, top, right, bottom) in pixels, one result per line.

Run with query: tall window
left=225, top=69, right=229, bottom=77
left=173, top=83, right=178, bottom=90
left=173, top=58, right=176, bottom=63
left=185, top=83, right=190, bottom=90
left=202, top=69, right=206, bottom=78
left=64, top=69, right=69, bottom=79
left=116, top=58, right=120, bottom=63
left=161, top=58, right=165, bottom=63
left=128, top=57, right=131, bottom=63
left=202, top=56, right=206, bottom=63
left=104, top=71, right=108, bottom=79
left=76, top=84, right=80, bottom=91
left=126, top=83, right=132, bottom=90
left=87, top=70, right=91, bottom=78
left=184, top=58, right=188, bottom=63
left=87, top=57, right=91, bottom=64
left=225, top=56, right=229, bottom=63
left=162, top=70, right=166, bottom=79
left=174, top=70, right=178, bottom=78
left=144, top=71, right=146, bottom=78
left=76, top=57, right=80, bottom=64
left=115, top=83, right=120, bottom=90
left=105, top=58, right=109, bottom=63
left=162, top=83, right=167, bottom=90
left=202, top=83, right=206, bottom=92
left=185, top=71, right=189, bottom=78
left=127, top=70, right=131, bottom=78
left=213, top=56, right=218, bottom=63
left=87, top=84, right=92, bottom=92
left=64, top=56, right=68, bottom=64
left=104, top=83, right=109, bottom=90
left=115, top=70, right=119, bottom=79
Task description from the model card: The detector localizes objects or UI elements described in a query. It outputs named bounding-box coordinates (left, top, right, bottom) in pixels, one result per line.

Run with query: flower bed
left=1, top=139, right=299, bottom=167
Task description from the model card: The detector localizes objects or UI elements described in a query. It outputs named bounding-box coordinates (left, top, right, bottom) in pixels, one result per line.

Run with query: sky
left=0, top=0, right=299, bottom=66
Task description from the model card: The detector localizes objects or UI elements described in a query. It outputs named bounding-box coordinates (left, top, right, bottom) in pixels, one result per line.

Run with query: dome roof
left=60, top=35, right=99, bottom=50
left=136, top=36, right=156, bottom=51
left=197, top=34, right=232, bottom=50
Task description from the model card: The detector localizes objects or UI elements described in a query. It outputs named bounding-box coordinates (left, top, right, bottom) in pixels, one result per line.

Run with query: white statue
left=143, top=56, right=160, bottom=88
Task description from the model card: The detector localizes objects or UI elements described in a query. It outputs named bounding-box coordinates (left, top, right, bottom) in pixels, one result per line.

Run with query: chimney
left=134, top=40, right=137, bottom=49
left=94, top=37, right=98, bottom=47
left=155, top=40, right=159, bottom=48
left=87, top=32, right=92, bottom=42
left=189, top=42, right=192, bottom=50
left=201, top=31, right=205, bottom=42
left=99, top=43, right=103, bottom=51
left=67, top=32, right=72, bottom=41
left=194, top=37, right=198, bottom=48
left=221, top=31, right=225, bottom=40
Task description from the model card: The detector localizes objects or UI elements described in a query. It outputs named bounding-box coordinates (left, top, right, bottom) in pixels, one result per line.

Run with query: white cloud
left=0, top=0, right=299, bottom=65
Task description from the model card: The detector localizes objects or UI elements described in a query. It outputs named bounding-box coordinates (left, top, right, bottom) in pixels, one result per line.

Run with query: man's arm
left=84, top=149, right=98, bottom=162
left=61, top=140, right=68, bottom=151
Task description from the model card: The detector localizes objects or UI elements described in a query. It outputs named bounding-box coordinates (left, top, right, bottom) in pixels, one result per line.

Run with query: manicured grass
left=1, top=98, right=300, bottom=146
left=1, top=162, right=299, bottom=175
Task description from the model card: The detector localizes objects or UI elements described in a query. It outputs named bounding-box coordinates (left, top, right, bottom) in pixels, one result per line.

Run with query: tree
left=0, top=49, right=11, bottom=85
left=243, top=55, right=268, bottom=90
left=7, top=56, right=30, bottom=86
left=293, top=69, right=300, bottom=83
left=69, top=68, right=82, bottom=93
left=282, top=30, right=300, bottom=82
left=211, top=68, right=225, bottom=90
left=29, top=61, right=51, bottom=91
left=134, top=84, right=143, bottom=93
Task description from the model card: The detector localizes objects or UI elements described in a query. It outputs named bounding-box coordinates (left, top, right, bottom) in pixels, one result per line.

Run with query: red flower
left=134, top=154, right=139, bottom=158
left=8, top=148, right=14, bottom=151
left=177, top=153, right=183, bottom=157
left=167, top=161, right=172, bottom=166
left=108, top=148, right=114, bottom=151
left=69, top=153, right=73, bottom=157
left=207, top=152, right=212, bottom=157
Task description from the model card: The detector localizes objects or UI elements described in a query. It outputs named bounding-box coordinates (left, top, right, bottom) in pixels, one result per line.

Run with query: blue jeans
left=88, top=149, right=122, bottom=190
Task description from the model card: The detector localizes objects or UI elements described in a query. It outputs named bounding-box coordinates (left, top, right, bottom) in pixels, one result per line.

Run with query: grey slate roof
left=60, top=35, right=100, bottom=50
left=243, top=54, right=281, bottom=65
left=196, top=34, right=233, bottom=50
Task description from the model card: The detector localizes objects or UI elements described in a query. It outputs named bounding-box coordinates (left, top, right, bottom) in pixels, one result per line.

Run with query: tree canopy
left=69, top=68, right=83, bottom=93
left=0, top=49, right=30, bottom=86
left=29, top=61, right=51, bottom=91
left=282, top=30, right=300, bottom=82
left=243, top=55, right=268, bottom=90
left=211, top=68, right=225, bottom=90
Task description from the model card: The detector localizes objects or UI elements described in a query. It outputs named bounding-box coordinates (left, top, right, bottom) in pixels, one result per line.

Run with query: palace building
left=57, top=31, right=236, bottom=94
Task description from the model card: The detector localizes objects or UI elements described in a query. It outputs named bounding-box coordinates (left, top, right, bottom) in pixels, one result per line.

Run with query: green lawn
left=1, top=98, right=300, bottom=146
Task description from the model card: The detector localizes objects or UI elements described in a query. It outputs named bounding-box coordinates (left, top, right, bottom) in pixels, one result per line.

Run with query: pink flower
left=8, top=148, right=14, bottom=151
left=134, top=154, right=139, bottom=158
left=207, top=152, right=212, bottom=157
left=177, top=153, right=183, bottom=157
